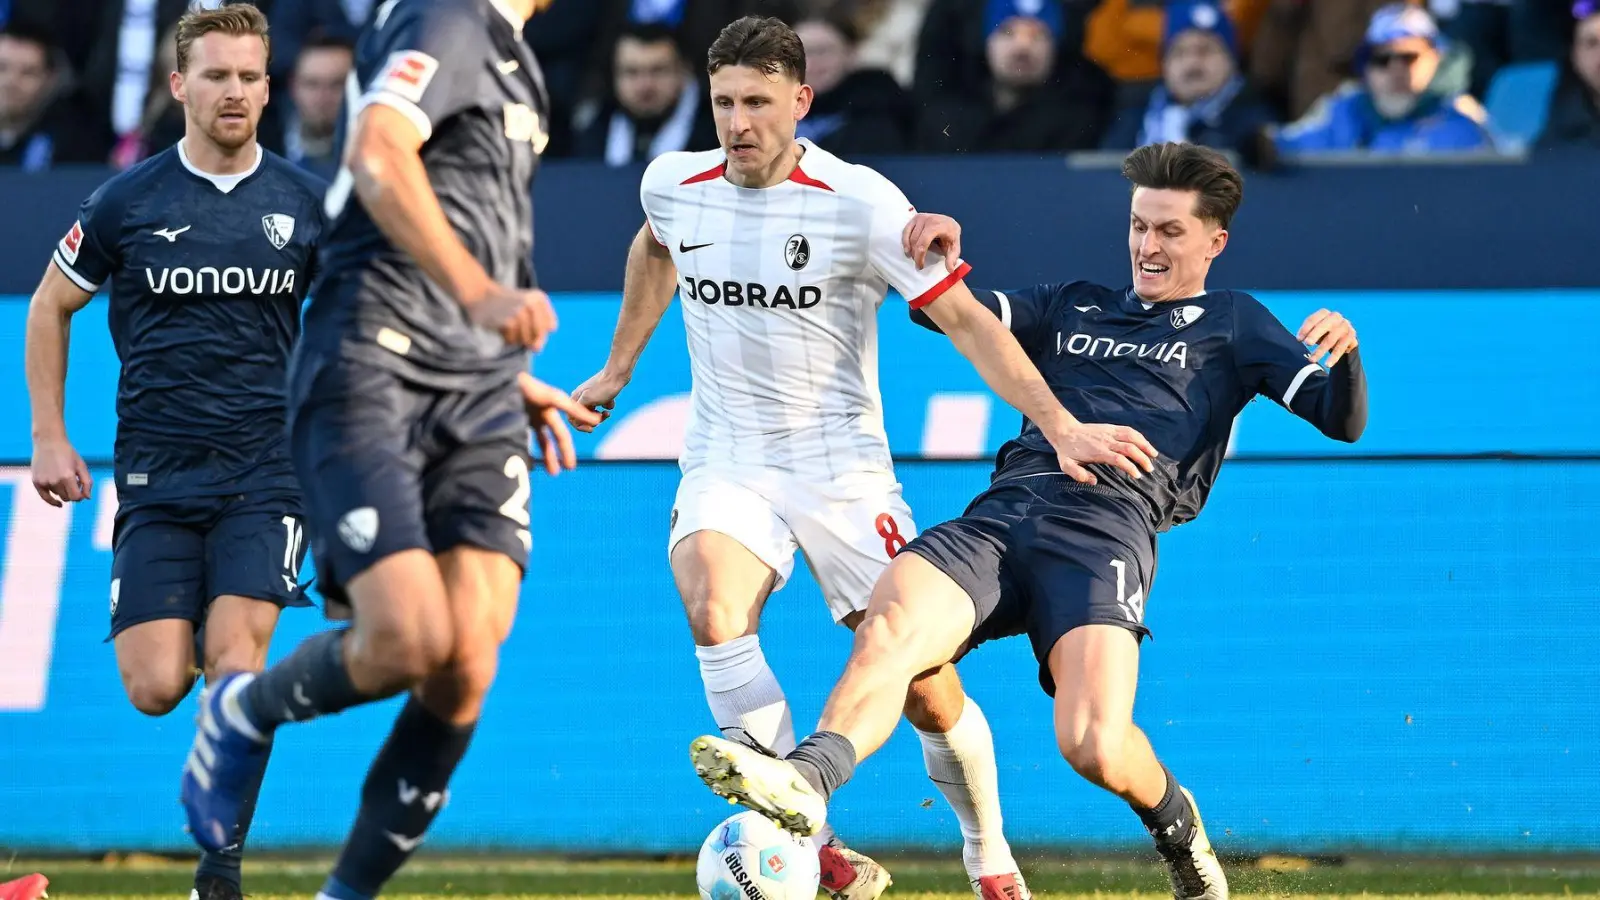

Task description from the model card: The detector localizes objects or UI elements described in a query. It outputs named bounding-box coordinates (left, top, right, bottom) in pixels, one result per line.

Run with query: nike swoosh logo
left=154, top=226, right=191, bottom=242
left=384, top=830, right=424, bottom=852
left=679, top=240, right=714, bottom=252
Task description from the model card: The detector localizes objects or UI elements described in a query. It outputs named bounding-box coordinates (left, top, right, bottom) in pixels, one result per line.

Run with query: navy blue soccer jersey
left=306, top=0, right=550, bottom=389
left=914, top=282, right=1367, bottom=531
left=52, top=144, right=328, bottom=501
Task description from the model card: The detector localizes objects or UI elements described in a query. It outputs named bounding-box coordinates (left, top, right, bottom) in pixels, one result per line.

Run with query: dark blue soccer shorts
left=287, top=350, right=533, bottom=610
left=108, top=491, right=311, bottom=639
left=904, top=474, right=1158, bottom=696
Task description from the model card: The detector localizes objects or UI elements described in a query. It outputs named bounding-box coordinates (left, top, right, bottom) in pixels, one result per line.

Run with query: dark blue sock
left=239, top=629, right=371, bottom=733
left=194, top=734, right=274, bottom=891
left=785, top=731, right=857, bottom=801
left=322, top=697, right=476, bottom=899
left=1135, top=765, right=1196, bottom=846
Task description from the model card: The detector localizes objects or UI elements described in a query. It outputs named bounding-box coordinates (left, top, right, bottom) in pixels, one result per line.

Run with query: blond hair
left=175, top=3, right=270, bottom=73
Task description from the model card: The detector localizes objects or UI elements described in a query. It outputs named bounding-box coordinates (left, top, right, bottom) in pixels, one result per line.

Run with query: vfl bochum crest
left=262, top=214, right=296, bottom=250
left=1170, top=305, right=1206, bottom=329
left=784, top=234, right=811, bottom=271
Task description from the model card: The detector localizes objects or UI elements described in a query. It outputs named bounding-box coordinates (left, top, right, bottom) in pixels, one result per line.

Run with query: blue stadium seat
left=1484, top=60, right=1560, bottom=150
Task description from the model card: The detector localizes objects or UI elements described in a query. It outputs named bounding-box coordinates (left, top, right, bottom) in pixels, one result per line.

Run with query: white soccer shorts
left=666, top=465, right=917, bottom=622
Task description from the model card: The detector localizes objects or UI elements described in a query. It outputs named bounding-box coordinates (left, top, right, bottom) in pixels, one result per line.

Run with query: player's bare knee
left=685, top=591, right=762, bottom=645
left=122, top=670, right=193, bottom=717
left=902, top=665, right=965, bottom=732
left=1060, top=726, right=1133, bottom=792
left=348, top=615, right=453, bottom=690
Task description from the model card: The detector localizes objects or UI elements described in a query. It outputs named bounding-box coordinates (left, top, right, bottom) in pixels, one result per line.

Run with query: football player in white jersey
left=573, top=16, right=1156, bottom=900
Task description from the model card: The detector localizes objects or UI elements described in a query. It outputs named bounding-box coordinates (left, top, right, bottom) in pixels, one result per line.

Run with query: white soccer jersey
left=640, top=139, right=970, bottom=477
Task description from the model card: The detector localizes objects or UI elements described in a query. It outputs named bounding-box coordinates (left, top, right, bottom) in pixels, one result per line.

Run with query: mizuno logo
left=679, top=240, right=714, bottom=253
left=153, top=225, right=191, bottom=242
left=1074, top=305, right=1100, bottom=313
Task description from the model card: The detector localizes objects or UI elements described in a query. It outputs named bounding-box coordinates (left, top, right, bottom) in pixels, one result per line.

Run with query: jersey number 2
left=500, top=456, right=532, bottom=552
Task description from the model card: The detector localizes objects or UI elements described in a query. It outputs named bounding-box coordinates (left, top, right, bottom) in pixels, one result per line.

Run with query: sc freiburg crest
left=784, top=234, right=811, bottom=271
left=262, top=214, right=296, bottom=250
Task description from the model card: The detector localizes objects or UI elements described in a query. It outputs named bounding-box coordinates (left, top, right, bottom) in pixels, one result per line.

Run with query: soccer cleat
left=818, top=838, right=893, bottom=900
left=179, top=673, right=271, bottom=853
left=972, top=871, right=1032, bottom=899
left=190, top=875, right=243, bottom=900
left=0, top=874, right=48, bottom=900
left=689, top=735, right=827, bottom=837
left=1154, top=788, right=1229, bottom=900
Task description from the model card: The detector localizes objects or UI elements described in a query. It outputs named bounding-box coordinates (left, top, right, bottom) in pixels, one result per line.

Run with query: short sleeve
left=638, top=156, right=675, bottom=248
left=1234, top=294, right=1326, bottom=411
left=52, top=183, right=122, bottom=293
left=864, top=178, right=971, bottom=309
left=357, top=3, right=483, bottom=143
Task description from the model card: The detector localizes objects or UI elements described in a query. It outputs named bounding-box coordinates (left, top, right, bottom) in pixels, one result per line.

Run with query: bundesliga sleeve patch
left=373, top=50, right=440, bottom=105
left=58, top=220, right=85, bottom=265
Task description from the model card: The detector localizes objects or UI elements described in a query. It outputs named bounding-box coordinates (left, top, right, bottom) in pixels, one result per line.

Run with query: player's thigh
left=202, top=596, right=282, bottom=678
left=201, top=492, right=311, bottom=672
left=1046, top=624, right=1143, bottom=765
left=850, top=551, right=977, bottom=677
left=668, top=468, right=796, bottom=644
left=1011, top=482, right=1156, bottom=699
left=108, top=505, right=207, bottom=713
left=789, top=472, right=915, bottom=625
left=289, top=355, right=442, bottom=646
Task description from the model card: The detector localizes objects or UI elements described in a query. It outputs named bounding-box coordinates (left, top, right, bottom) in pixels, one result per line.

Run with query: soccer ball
left=695, top=810, right=820, bottom=900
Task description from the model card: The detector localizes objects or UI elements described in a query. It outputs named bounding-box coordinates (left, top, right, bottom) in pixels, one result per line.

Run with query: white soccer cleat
left=819, top=839, right=893, bottom=900
left=971, top=871, right=1032, bottom=899
left=689, top=734, right=828, bottom=837
left=1156, top=788, right=1229, bottom=900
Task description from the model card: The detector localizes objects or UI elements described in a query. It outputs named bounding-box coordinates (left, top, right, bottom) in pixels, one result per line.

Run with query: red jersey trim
left=787, top=166, right=834, bottom=192
left=677, top=161, right=835, bottom=191
left=907, top=261, right=972, bottom=310
left=680, top=163, right=726, bottom=185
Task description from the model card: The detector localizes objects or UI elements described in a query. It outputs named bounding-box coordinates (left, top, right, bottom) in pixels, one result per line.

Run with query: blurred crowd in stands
left=0, top=0, right=1594, bottom=175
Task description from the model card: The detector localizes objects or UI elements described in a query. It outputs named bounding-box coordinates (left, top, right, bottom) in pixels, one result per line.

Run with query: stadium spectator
left=572, top=23, right=716, bottom=166
left=259, top=0, right=362, bottom=85
left=793, top=12, right=912, bottom=155
left=523, top=0, right=603, bottom=157
left=1430, top=0, right=1574, bottom=99
left=915, top=0, right=1102, bottom=154
left=578, top=0, right=803, bottom=114
left=81, top=0, right=198, bottom=158
left=846, top=0, right=930, bottom=86
left=1270, top=4, right=1495, bottom=156
left=913, top=0, right=1107, bottom=114
left=3, top=0, right=106, bottom=77
left=283, top=32, right=351, bottom=180
left=105, top=19, right=185, bottom=169
left=1082, top=0, right=1270, bottom=84
left=1250, top=0, right=1398, bottom=119
left=0, top=24, right=103, bottom=169
left=1536, top=1, right=1600, bottom=149
left=1100, top=1, right=1275, bottom=151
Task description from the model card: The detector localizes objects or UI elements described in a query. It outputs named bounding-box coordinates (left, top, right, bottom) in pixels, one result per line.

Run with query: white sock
left=915, top=696, right=1018, bottom=878
left=695, top=636, right=839, bottom=847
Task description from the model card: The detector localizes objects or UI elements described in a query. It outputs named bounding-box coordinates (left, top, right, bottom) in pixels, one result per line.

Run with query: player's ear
left=169, top=69, right=185, bottom=104
left=1208, top=228, right=1229, bottom=260
left=794, top=83, right=813, bottom=121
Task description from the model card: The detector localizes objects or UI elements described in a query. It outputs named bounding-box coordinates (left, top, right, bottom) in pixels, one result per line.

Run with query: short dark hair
left=175, top=2, right=270, bottom=73
left=1121, top=142, right=1244, bottom=230
left=795, top=12, right=862, bottom=47
left=301, top=30, right=355, bottom=55
left=0, top=22, right=57, bottom=69
left=706, top=16, right=805, bottom=82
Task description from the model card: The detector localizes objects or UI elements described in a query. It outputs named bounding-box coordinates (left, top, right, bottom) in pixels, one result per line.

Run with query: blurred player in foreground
left=0, top=874, right=48, bottom=900
left=24, top=7, right=325, bottom=899
left=689, top=143, right=1369, bottom=900
left=574, top=16, right=1155, bottom=900
left=178, top=3, right=594, bottom=900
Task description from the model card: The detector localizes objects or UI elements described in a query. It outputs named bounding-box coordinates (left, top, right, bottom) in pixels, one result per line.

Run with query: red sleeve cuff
left=907, top=261, right=972, bottom=309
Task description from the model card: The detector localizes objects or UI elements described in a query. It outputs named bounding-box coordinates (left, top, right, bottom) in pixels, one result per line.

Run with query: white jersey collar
left=178, top=139, right=262, bottom=194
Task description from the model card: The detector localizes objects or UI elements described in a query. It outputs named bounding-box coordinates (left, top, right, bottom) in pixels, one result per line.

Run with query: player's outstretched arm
left=571, top=223, right=678, bottom=431
left=1239, top=301, right=1367, bottom=443
left=921, top=282, right=1159, bottom=484
left=24, top=264, right=94, bottom=506
left=347, top=104, right=554, bottom=349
